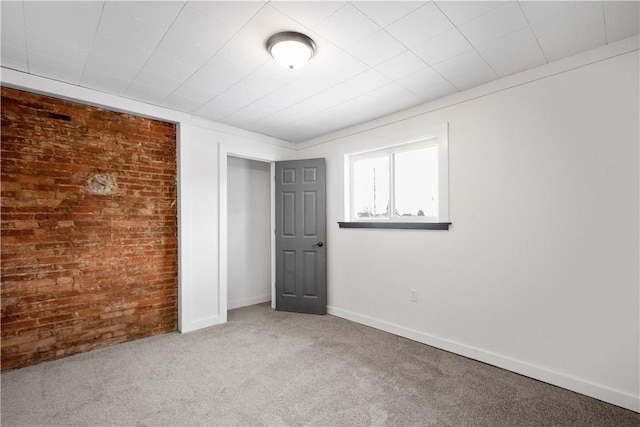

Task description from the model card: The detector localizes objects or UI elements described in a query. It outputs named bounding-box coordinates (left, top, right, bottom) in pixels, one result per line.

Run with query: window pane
left=394, top=146, right=438, bottom=218
left=353, top=156, right=389, bottom=219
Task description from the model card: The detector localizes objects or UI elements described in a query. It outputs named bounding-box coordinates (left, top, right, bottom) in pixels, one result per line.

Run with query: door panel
left=303, top=251, right=318, bottom=297
left=303, top=191, right=317, bottom=236
left=275, top=158, right=326, bottom=314
left=283, top=251, right=297, bottom=295
left=282, top=192, right=296, bottom=236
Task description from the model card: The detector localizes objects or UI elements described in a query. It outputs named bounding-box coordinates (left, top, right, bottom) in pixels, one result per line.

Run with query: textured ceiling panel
left=1, top=1, right=638, bottom=143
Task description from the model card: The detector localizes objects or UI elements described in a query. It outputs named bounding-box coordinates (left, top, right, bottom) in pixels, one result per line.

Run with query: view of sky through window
left=394, top=146, right=438, bottom=218
left=352, top=146, right=438, bottom=219
left=354, top=156, right=389, bottom=218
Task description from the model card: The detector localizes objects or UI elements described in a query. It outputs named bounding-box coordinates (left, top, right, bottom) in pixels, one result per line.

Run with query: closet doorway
left=227, top=156, right=272, bottom=310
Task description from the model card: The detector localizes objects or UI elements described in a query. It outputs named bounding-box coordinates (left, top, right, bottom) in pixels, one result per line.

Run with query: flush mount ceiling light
left=266, top=32, right=316, bottom=70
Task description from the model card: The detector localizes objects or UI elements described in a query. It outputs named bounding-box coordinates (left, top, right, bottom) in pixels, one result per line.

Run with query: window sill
left=338, top=222, right=451, bottom=230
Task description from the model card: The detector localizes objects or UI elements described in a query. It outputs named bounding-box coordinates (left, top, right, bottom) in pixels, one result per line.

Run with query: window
left=341, top=123, right=450, bottom=229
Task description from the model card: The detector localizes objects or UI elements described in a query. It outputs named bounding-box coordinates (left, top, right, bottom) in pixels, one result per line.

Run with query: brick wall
left=1, top=87, right=177, bottom=370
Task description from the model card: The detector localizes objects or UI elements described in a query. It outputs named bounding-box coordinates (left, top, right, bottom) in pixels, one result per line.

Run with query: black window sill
left=338, top=222, right=451, bottom=230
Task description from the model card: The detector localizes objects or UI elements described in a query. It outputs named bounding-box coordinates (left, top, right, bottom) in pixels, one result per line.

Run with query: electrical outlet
left=410, top=289, right=418, bottom=302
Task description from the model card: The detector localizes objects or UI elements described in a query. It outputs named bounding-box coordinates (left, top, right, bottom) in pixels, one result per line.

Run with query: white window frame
left=344, top=123, right=449, bottom=223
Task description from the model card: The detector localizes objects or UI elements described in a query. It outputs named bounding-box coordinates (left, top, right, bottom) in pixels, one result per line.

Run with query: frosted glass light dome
left=266, top=32, right=316, bottom=70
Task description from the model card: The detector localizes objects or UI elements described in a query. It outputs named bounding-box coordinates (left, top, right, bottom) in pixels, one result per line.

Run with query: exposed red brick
left=1, top=87, right=177, bottom=370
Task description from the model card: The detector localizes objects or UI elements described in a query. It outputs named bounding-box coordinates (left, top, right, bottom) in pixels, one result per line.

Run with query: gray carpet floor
left=1, top=302, right=638, bottom=426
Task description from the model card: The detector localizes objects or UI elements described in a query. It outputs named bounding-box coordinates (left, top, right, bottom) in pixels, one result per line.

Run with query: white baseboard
left=327, top=305, right=639, bottom=413
left=228, top=295, right=271, bottom=310
left=179, top=314, right=226, bottom=333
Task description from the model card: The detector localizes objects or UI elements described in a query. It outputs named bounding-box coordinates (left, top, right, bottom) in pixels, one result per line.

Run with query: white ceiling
left=1, top=1, right=638, bottom=142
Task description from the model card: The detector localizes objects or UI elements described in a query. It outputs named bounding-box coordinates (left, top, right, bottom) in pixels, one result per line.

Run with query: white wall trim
left=179, top=315, right=226, bottom=334
left=327, top=305, right=640, bottom=413
left=228, top=295, right=272, bottom=311
left=270, top=162, right=276, bottom=310
left=176, top=125, right=185, bottom=333
left=218, top=145, right=230, bottom=328
left=0, top=67, right=295, bottom=150
left=298, top=35, right=640, bottom=149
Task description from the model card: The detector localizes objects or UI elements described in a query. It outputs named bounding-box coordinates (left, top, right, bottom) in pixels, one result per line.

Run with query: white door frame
left=219, top=144, right=292, bottom=313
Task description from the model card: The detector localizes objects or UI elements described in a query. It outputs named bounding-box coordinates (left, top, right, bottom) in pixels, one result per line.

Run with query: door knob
left=312, top=242, right=324, bottom=248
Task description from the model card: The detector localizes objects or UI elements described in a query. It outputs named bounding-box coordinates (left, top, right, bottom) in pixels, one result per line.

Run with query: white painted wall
left=297, top=43, right=640, bottom=411
left=227, top=157, right=271, bottom=309
left=177, top=124, right=222, bottom=331
left=179, top=126, right=294, bottom=331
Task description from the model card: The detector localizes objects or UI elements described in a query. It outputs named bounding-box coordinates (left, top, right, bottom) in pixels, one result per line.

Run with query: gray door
left=275, top=158, right=326, bottom=314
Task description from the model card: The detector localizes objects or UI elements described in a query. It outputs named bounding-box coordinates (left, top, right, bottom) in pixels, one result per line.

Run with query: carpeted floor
left=1, top=303, right=638, bottom=426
